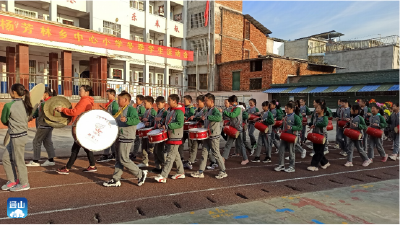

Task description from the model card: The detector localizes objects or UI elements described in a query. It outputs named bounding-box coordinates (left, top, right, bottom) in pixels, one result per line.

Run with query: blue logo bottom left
left=7, top=197, right=28, bottom=218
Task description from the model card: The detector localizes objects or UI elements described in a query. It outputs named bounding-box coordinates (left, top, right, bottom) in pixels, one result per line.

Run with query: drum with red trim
left=136, top=122, right=145, bottom=136
left=249, top=114, right=259, bottom=121
left=255, top=122, right=269, bottom=133
left=366, top=127, right=383, bottom=138
left=328, top=117, right=333, bottom=120
left=223, top=126, right=239, bottom=138
left=338, top=120, right=347, bottom=128
left=302, top=117, right=308, bottom=125
left=273, top=120, right=283, bottom=128
left=138, top=127, right=153, bottom=138
left=223, top=120, right=229, bottom=126
left=148, top=129, right=168, bottom=144
left=184, top=121, right=198, bottom=131
left=327, top=120, right=333, bottom=131
left=344, top=128, right=362, bottom=140
left=307, top=133, right=326, bottom=144
left=280, top=132, right=297, bottom=143
left=189, top=128, right=209, bottom=140
left=395, top=125, right=399, bottom=134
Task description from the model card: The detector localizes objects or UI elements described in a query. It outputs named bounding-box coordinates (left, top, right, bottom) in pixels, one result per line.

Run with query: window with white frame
left=103, top=21, right=121, bottom=38
left=191, top=12, right=204, bottom=28
left=29, top=60, right=36, bottom=83
left=15, top=8, right=37, bottom=18
left=130, top=0, right=144, bottom=11
left=134, top=35, right=144, bottom=42
left=157, top=74, right=163, bottom=86
left=191, top=39, right=209, bottom=56
left=138, top=72, right=143, bottom=85
left=62, top=19, right=74, bottom=26
left=149, top=72, right=153, bottom=85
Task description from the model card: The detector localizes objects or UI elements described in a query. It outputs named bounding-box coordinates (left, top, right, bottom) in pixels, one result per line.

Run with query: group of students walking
left=1, top=83, right=398, bottom=192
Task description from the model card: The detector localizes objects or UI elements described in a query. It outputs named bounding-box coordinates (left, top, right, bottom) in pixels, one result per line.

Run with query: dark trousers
left=66, top=142, right=95, bottom=169
left=311, top=142, right=329, bottom=167
left=221, top=130, right=227, bottom=141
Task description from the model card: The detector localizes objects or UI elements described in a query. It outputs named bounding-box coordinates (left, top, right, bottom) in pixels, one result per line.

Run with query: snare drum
left=302, top=117, right=308, bottom=125
left=307, top=133, right=326, bottom=144
left=72, top=110, right=118, bottom=151
left=184, top=121, right=198, bottom=131
left=280, top=132, right=297, bottom=143
left=338, top=120, right=347, bottom=128
left=138, top=127, right=153, bottom=138
left=344, top=128, right=362, bottom=140
left=189, top=128, right=209, bottom=140
left=273, top=120, right=283, bottom=128
left=249, top=114, right=259, bottom=121
left=366, top=127, right=383, bottom=138
left=255, top=122, right=268, bottom=133
left=327, top=120, right=333, bottom=131
left=395, top=125, right=399, bottom=134
left=148, top=129, right=168, bottom=144
left=223, top=126, right=239, bottom=138
left=136, top=122, right=145, bottom=136
left=223, top=120, right=230, bottom=126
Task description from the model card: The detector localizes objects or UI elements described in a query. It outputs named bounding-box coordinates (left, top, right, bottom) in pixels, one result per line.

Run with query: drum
left=255, top=122, right=269, bottom=133
left=307, top=133, right=326, bottom=144
left=328, top=117, right=333, bottom=120
left=273, top=120, right=283, bottom=128
left=189, top=128, right=209, bottom=140
left=223, top=126, right=239, bottom=138
left=338, top=120, right=347, bottom=128
left=148, top=129, right=168, bottom=144
left=344, top=128, right=362, bottom=140
left=366, top=127, right=383, bottom=138
left=280, top=132, right=297, bottom=143
left=138, top=127, right=153, bottom=138
left=302, top=117, right=308, bottom=125
left=327, top=120, right=333, bottom=131
left=184, top=121, right=198, bottom=131
left=395, top=125, right=399, bottom=134
left=249, top=114, right=259, bottom=121
left=72, top=110, right=118, bottom=151
left=136, top=122, right=145, bottom=136
left=223, top=120, right=230, bottom=126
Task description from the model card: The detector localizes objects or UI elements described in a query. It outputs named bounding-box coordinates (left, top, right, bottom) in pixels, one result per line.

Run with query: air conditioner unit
left=57, top=17, right=62, bottom=23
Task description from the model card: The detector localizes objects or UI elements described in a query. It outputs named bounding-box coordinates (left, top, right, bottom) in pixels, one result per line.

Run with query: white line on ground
left=0, top=165, right=397, bottom=220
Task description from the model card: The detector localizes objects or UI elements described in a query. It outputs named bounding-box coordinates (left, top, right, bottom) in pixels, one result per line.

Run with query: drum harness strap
left=114, top=105, right=128, bottom=119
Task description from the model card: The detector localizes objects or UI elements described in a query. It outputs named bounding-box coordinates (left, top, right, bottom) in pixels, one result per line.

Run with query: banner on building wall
left=0, top=13, right=194, bottom=61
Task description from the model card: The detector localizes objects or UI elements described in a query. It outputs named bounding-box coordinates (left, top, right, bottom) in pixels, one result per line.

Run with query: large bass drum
left=72, top=110, right=118, bottom=151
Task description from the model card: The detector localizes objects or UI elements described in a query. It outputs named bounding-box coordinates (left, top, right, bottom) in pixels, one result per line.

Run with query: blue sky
left=243, top=1, right=399, bottom=41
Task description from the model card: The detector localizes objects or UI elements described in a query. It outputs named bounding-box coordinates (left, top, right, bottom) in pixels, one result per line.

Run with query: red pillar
left=89, top=57, right=99, bottom=96
left=16, top=44, right=29, bottom=89
left=48, top=53, right=58, bottom=93
left=98, top=56, right=107, bottom=98
left=61, top=51, right=72, bottom=96
left=6, top=46, right=16, bottom=92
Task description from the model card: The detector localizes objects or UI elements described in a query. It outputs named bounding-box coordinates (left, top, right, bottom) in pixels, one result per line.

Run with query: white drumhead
left=148, top=129, right=163, bottom=135
left=75, top=110, right=118, bottom=151
left=137, top=122, right=145, bottom=129
left=189, top=128, right=208, bottom=132
left=185, top=121, right=197, bottom=125
left=139, top=128, right=153, bottom=131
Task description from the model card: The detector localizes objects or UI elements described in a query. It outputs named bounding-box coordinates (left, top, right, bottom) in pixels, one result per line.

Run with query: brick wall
left=218, top=58, right=336, bottom=91
left=215, top=1, right=243, bottom=12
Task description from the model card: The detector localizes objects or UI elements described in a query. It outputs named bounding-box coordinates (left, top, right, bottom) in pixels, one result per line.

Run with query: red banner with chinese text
left=0, top=14, right=194, bottom=61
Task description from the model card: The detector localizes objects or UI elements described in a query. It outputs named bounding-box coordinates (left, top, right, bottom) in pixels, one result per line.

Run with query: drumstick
left=100, top=105, right=106, bottom=110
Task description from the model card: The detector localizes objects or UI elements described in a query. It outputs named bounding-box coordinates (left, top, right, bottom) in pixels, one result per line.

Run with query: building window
left=157, top=74, right=163, bottom=86
left=232, top=71, right=240, bottom=91
left=158, top=40, right=164, bottom=46
left=188, top=74, right=196, bottom=89
left=245, top=50, right=250, bottom=59
left=199, top=74, right=208, bottom=89
left=174, top=13, right=182, bottom=21
left=62, top=19, right=74, bottom=26
left=158, top=5, right=164, bottom=16
left=103, top=21, right=121, bottom=38
left=29, top=60, right=36, bottom=83
left=15, top=8, right=37, bottom=18
left=130, top=0, right=144, bottom=11
left=191, top=12, right=209, bottom=28
left=250, top=60, right=262, bottom=72
left=249, top=78, right=262, bottom=90
left=245, top=21, right=250, bottom=39
left=112, top=69, right=122, bottom=79
left=191, top=39, right=209, bottom=56
left=138, top=72, right=143, bottom=85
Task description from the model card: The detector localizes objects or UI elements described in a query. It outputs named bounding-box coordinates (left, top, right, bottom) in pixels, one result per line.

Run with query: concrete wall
left=325, top=45, right=399, bottom=73
left=273, top=41, right=284, bottom=56
left=284, top=39, right=308, bottom=60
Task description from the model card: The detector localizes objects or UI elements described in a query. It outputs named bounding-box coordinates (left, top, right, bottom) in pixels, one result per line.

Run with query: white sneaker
left=41, top=160, right=55, bottom=167
left=307, top=145, right=313, bottom=150
left=324, top=150, right=329, bottom=155
left=154, top=175, right=166, bottom=183
left=137, top=163, right=149, bottom=168
left=171, top=174, right=185, bottom=179
left=26, top=161, right=40, bottom=167
left=309, top=152, right=315, bottom=157
left=285, top=156, right=289, bottom=160
left=334, top=144, right=340, bottom=149
left=301, top=149, right=306, bottom=159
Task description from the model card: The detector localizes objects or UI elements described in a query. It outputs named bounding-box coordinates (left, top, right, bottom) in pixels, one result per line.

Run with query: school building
left=263, top=69, right=399, bottom=109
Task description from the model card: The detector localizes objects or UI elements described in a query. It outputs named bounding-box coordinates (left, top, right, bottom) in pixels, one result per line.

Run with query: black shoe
left=251, top=157, right=260, bottom=163
left=109, top=153, right=116, bottom=161
left=138, top=170, right=148, bottom=186
left=206, top=162, right=218, bottom=170
left=262, top=157, right=272, bottom=163
left=103, top=179, right=121, bottom=187
left=97, top=155, right=111, bottom=163
left=151, top=168, right=162, bottom=173
left=129, top=153, right=136, bottom=160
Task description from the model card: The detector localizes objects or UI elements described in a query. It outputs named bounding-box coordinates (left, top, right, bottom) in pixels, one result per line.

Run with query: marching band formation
left=1, top=83, right=399, bottom=192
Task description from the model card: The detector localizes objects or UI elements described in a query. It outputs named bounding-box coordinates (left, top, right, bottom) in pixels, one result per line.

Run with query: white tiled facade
left=0, top=0, right=188, bottom=98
